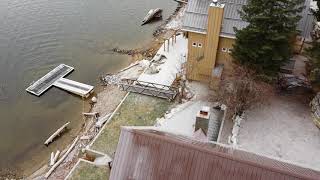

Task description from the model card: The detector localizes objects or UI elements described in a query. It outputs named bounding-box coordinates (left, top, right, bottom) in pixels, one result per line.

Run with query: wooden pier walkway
left=118, top=79, right=178, bottom=101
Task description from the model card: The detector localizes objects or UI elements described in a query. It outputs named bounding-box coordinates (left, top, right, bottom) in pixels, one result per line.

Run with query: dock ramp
left=118, top=79, right=178, bottom=101
left=26, top=64, right=94, bottom=98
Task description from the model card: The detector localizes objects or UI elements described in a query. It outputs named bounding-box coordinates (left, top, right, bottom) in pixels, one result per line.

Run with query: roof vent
left=212, top=0, right=218, bottom=6
left=210, top=0, right=224, bottom=8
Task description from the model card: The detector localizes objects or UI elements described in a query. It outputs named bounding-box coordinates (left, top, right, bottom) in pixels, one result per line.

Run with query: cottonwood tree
left=232, top=0, right=304, bottom=76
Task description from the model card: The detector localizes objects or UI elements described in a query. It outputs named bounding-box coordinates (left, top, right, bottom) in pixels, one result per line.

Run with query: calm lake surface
left=0, top=0, right=176, bottom=175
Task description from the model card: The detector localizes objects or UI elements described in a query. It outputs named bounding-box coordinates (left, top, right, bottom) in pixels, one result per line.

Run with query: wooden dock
left=26, top=64, right=94, bottom=98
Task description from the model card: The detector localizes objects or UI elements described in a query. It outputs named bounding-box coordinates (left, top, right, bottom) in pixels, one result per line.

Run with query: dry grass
left=91, top=93, right=172, bottom=156
left=67, top=161, right=109, bottom=180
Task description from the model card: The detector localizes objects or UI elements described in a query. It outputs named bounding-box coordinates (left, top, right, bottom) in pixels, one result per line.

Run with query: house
left=109, top=127, right=320, bottom=180
left=182, top=0, right=314, bottom=87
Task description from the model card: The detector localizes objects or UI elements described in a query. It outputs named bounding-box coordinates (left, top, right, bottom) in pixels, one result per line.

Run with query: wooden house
left=182, top=0, right=314, bottom=88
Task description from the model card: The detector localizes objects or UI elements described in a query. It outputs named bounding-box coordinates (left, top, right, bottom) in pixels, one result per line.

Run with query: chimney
left=203, top=0, right=225, bottom=75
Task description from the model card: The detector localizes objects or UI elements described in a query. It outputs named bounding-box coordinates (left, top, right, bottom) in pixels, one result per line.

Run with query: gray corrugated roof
left=183, top=12, right=208, bottom=33
left=182, top=0, right=248, bottom=37
left=298, top=0, right=314, bottom=39
left=221, top=0, right=248, bottom=36
left=182, top=0, right=313, bottom=39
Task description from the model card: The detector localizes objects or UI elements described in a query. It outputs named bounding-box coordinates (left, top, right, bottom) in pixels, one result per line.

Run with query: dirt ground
left=27, top=3, right=186, bottom=179
left=238, top=94, right=320, bottom=171
left=28, top=65, right=142, bottom=180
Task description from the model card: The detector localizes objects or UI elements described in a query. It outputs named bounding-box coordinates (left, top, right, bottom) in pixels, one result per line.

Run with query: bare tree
left=216, top=67, right=271, bottom=118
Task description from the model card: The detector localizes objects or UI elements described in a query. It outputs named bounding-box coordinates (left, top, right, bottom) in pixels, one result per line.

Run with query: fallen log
left=44, top=136, right=79, bottom=179
left=82, top=112, right=99, bottom=118
left=141, top=8, right=163, bottom=25
left=49, top=152, right=55, bottom=166
left=118, top=62, right=139, bottom=73
left=95, top=113, right=111, bottom=128
left=44, top=122, right=70, bottom=146
left=50, top=150, right=60, bottom=166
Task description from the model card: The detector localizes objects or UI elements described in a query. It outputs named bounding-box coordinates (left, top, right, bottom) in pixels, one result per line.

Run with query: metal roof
left=298, top=0, right=314, bottom=39
left=182, top=0, right=248, bottom=36
left=110, top=127, right=320, bottom=180
left=182, top=0, right=313, bottom=39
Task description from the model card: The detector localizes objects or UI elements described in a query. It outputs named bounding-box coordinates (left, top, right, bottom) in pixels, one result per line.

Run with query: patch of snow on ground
left=165, top=6, right=186, bottom=30
left=157, top=101, right=213, bottom=137
left=138, top=34, right=188, bottom=87
left=238, top=95, right=320, bottom=171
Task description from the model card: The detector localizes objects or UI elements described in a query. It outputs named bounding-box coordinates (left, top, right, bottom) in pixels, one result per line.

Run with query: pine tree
left=306, top=0, right=320, bottom=86
left=232, top=0, right=304, bottom=76
left=312, top=0, right=320, bottom=21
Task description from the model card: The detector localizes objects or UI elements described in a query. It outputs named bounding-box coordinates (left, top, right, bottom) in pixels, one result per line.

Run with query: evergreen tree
left=306, top=40, right=320, bottom=86
left=232, top=0, right=304, bottom=76
left=311, top=0, right=320, bottom=21
left=306, top=0, right=320, bottom=86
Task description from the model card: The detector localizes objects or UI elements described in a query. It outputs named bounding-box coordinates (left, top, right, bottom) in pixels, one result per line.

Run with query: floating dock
left=26, top=64, right=94, bottom=98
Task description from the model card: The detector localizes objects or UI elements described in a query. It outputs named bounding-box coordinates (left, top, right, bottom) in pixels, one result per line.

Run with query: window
left=198, top=43, right=202, bottom=48
left=192, top=42, right=197, bottom=47
left=222, top=48, right=227, bottom=52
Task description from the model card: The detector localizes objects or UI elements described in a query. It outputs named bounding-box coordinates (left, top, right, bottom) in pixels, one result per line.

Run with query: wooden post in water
left=174, top=30, right=177, bottom=43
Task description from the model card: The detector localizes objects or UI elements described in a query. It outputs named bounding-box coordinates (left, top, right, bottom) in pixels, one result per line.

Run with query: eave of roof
left=110, top=127, right=320, bottom=180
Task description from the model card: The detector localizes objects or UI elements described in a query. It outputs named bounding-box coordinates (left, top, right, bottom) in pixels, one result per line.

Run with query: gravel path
left=238, top=95, right=320, bottom=171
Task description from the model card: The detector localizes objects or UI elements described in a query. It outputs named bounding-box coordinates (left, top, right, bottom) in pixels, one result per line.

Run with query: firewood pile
left=310, top=93, right=320, bottom=128
left=311, top=22, right=320, bottom=40
left=278, top=74, right=311, bottom=93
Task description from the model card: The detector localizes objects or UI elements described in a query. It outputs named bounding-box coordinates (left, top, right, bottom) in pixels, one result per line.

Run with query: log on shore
left=50, top=150, right=60, bottom=166
left=49, top=152, right=55, bottom=166
left=82, top=112, right=98, bottom=117
left=44, top=122, right=70, bottom=146
left=44, top=136, right=79, bottom=179
left=95, top=113, right=111, bottom=128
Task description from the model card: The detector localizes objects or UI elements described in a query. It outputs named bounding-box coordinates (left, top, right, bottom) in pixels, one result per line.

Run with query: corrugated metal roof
left=182, top=0, right=313, bottom=38
left=182, top=0, right=247, bottom=36
left=298, top=0, right=314, bottom=40
left=183, top=12, right=208, bottom=33
left=110, top=127, right=320, bottom=180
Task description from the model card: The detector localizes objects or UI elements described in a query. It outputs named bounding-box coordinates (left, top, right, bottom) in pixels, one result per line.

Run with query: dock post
left=174, top=31, right=177, bottom=43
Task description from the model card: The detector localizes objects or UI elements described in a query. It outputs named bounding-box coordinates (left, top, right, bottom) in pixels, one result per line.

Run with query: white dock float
left=26, top=64, right=94, bottom=98
left=53, top=78, right=93, bottom=98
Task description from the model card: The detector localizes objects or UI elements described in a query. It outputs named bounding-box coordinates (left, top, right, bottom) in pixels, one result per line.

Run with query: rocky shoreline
left=27, top=2, right=185, bottom=179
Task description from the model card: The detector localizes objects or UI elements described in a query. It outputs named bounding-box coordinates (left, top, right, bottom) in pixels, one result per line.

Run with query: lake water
left=0, top=0, right=176, bottom=175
